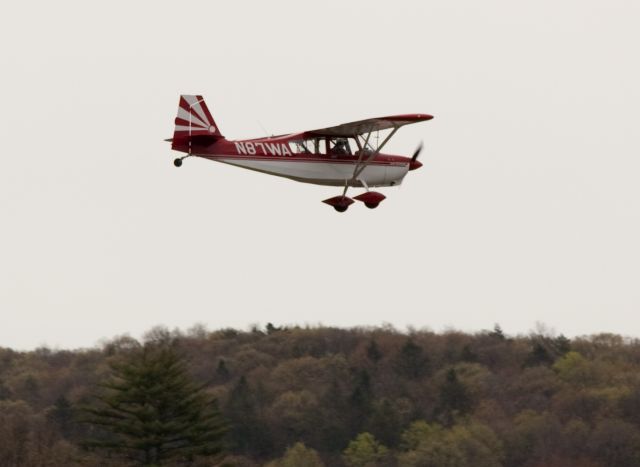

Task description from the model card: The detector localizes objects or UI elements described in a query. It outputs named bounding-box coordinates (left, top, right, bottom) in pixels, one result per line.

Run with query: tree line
left=2, top=323, right=640, bottom=466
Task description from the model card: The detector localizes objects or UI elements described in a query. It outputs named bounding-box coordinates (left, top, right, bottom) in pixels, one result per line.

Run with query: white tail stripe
left=183, top=96, right=209, bottom=126
left=174, top=125, right=211, bottom=132
left=177, top=107, right=207, bottom=128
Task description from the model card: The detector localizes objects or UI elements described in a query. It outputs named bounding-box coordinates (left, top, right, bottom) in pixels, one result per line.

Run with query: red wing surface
left=305, top=114, right=433, bottom=138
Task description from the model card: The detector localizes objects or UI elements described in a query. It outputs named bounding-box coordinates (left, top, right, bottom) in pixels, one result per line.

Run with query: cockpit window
left=288, top=140, right=311, bottom=154
left=329, top=138, right=352, bottom=156
left=289, top=137, right=359, bottom=156
left=289, top=138, right=326, bottom=155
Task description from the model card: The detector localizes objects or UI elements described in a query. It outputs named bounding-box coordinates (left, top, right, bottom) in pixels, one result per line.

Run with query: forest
left=2, top=323, right=640, bottom=466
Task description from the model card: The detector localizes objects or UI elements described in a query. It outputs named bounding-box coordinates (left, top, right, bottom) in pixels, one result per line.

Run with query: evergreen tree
left=366, top=340, right=383, bottom=363
left=350, top=370, right=372, bottom=409
left=23, top=375, right=40, bottom=404
left=488, top=324, right=505, bottom=340
left=82, top=342, right=226, bottom=466
left=0, top=382, right=12, bottom=400
left=348, top=370, right=374, bottom=437
left=47, top=395, right=75, bottom=438
left=216, top=359, right=231, bottom=382
left=553, top=334, right=572, bottom=355
left=226, top=376, right=272, bottom=456
left=319, top=379, right=350, bottom=453
left=524, top=342, right=554, bottom=367
left=394, top=339, right=429, bottom=379
left=435, top=368, right=473, bottom=425
left=350, top=370, right=373, bottom=408
left=620, top=388, right=640, bottom=426
left=366, top=399, right=402, bottom=448
left=460, top=345, right=477, bottom=363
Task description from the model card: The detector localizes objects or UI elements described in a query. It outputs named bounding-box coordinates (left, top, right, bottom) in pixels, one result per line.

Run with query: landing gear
left=174, top=154, right=193, bottom=167
left=354, top=191, right=386, bottom=209
left=323, top=195, right=354, bottom=213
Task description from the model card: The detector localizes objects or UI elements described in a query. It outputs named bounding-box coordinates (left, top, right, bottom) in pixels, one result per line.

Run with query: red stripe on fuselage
left=199, top=155, right=407, bottom=166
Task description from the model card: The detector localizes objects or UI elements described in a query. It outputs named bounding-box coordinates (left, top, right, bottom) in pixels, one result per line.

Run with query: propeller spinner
left=409, top=141, right=424, bottom=171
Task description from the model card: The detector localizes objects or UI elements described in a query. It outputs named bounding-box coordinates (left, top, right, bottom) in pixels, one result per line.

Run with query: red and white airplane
left=168, top=95, right=433, bottom=212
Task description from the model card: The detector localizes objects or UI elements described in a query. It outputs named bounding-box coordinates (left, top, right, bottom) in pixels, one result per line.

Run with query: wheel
left=173, top=158, right=183, bottom=167
left=365, top=202, right=379, bottom=209
left=334, top=205, right=348, bottom=213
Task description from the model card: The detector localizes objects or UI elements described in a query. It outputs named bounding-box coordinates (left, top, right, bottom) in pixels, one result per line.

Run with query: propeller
left=409, top=141, right=424, bottom=171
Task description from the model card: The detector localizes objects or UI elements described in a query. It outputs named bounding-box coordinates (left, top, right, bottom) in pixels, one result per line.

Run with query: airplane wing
left=305, top=114, right=433, bottom=137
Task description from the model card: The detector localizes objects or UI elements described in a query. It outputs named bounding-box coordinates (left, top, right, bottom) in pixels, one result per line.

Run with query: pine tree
left=319, top=379, right=350, bottom=453
left=524, top=342, right=554, bottom=367
left=435, top=368, right=473, bottom=426
left=554, top=334, right=572, bottom=355
left=365, top=399, right=402, bottom=448
left=216, top=359, right=231, bottom=382
left=460, top=344, right=477, bottom=362
left=394, top=339, right=429, bottom=379
left=350, top=370, right=373, bottom=413
left=349, top=370, right=373, bottom=436
left=226, top=376, right=272, bottom=456
left=489, top=324, right=506, bottom=340
left=366, top=340, right=383, bottom=363
left=47, top=395, right=75, bottom=438
left=82, top=342, right=226, bottom=466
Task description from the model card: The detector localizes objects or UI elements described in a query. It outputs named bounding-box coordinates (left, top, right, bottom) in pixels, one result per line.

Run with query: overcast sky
left=1, top=0, right=639, bottom=349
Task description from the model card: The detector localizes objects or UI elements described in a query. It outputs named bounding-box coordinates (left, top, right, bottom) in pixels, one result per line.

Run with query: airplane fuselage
left=172, top=136, right=412, bottom=188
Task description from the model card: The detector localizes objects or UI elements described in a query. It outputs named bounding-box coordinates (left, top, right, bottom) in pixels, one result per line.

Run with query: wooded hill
left=2, top=324, right=640, bottom=466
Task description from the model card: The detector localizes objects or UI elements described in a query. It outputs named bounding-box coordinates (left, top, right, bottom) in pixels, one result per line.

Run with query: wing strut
left=342, top=126, right=398, bottom=196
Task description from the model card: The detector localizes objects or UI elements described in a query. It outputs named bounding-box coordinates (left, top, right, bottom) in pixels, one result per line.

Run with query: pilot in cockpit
left=332, top=138, right=349, bottom=155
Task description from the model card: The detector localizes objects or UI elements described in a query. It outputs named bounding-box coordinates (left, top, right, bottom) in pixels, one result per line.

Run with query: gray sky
left=1, top=0, right=639, bottom=350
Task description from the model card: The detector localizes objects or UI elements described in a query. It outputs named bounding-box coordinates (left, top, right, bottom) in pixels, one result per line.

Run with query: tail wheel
left=173, top=158, right=183, bottom=167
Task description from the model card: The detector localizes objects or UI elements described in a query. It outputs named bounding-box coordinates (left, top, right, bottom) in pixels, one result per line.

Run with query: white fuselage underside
left=206, top=156, right=409, bottom=187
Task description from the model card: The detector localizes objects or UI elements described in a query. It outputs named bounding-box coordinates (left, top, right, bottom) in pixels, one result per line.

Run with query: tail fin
left=172, top=95, right=223, bottom=142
